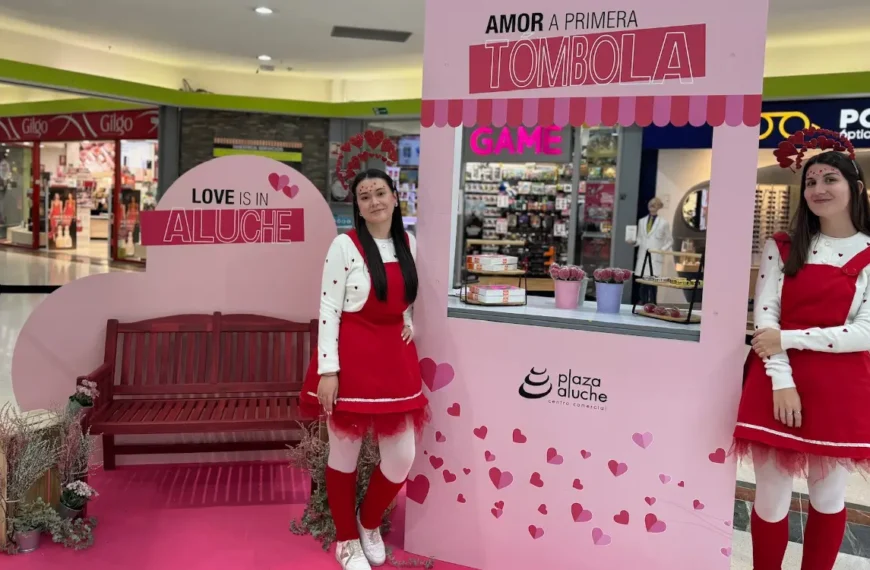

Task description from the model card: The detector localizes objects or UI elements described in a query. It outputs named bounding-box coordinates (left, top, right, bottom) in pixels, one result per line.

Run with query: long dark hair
left=784, top=151, right=870, bottom=276
left=350, top=169, right=418, bottom=304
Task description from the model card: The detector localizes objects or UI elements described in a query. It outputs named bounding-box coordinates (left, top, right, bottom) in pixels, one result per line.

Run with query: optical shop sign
left=140, top=166, right=305, bottom=246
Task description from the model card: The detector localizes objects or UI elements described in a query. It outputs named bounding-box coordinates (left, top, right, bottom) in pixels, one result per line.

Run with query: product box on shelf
left=466, top=254, right=519, bottom=271
left=467, top=284, right=526, bottom=304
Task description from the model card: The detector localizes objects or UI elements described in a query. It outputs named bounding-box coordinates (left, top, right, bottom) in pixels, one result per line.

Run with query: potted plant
left=68, top=380, right=99, bottom=415
left=593, top=268, right=633, bottom=314
left=10, top=498, right=61, bottom=554
left=549, top=264, right=587, bottom=309
left=57, top=481, right=98, bottom=520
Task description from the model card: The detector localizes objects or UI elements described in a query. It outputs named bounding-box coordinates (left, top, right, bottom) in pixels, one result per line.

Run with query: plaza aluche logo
left=518, top=367, right=608, bottom=412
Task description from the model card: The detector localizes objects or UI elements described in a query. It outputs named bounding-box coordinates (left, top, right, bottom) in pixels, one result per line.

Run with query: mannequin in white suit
left=628, top=197, right=673, bottom=304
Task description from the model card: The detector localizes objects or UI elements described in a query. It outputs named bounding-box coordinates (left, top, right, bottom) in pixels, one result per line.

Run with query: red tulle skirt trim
left=300, top=400, right=431, bottom=441
left=731, top=438, right=870, bottom=481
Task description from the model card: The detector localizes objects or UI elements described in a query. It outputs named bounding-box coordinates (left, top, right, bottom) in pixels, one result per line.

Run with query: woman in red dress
left=734, top=131, right=870, bottom=570
left=300, top=169, right=428, bottom=570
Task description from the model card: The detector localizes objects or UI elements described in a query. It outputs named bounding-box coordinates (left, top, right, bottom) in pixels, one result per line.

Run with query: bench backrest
left=106, top=313, right=316, bottom=397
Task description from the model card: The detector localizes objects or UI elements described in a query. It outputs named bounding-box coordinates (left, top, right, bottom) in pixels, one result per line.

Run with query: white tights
left=753, top=459, right=851, bottom=522
left=326, top=420, right=417, bottom=484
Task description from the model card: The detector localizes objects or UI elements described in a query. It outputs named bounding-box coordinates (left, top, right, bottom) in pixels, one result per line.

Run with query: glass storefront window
left=0, top=144, right=35, bottom=247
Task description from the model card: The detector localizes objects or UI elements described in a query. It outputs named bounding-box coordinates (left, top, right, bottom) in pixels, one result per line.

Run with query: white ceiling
left=0, top=0, right=425, bottom=77
left=0, top=0, right=868, bottom=79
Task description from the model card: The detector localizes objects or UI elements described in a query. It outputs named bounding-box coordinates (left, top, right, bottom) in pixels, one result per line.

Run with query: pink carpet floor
left=4, top=462, right=473, bottom=570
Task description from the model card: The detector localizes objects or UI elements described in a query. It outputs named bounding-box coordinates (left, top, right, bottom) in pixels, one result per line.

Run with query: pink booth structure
left=403, top=0, right=769, bottom=569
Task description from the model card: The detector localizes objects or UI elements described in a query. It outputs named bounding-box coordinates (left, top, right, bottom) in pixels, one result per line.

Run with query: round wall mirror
left=681, top=186, right=709, bottom=232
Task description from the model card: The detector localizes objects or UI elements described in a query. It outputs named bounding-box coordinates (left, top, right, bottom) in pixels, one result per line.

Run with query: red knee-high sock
left=326, top=467, right=359, bottom=542
left=751, top=508, right=789, bottom=570
left=801, top=505, right=846, bottom=570
left=359, top=465, right=405, bottom=530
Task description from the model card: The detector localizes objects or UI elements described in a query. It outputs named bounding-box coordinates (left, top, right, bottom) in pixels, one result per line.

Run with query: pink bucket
left=554, top=279, right=584, bottom=309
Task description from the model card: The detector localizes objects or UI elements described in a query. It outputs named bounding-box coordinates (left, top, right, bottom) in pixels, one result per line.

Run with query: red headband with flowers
left=334, top=130, right=398, bottom=191
left=773, top=127, right=857, bottom=173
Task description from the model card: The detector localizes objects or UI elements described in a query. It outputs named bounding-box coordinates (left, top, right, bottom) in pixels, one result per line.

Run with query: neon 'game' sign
left=470, top=125, right=563, bottom=156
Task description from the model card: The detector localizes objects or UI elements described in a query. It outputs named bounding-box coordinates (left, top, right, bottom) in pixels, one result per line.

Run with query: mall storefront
left=640, top=96, right=870, bottom=321
left=0, top=109, right=159, bottom=263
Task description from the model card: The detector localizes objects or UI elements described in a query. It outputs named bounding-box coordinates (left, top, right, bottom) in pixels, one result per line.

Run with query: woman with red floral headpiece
left=300, top=168, right=428, bottom=570
left=734, top=132, right=870, bottom=570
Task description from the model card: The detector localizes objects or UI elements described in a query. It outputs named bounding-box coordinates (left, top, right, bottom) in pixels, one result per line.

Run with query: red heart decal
left=457, top=494, right=466, bottom=503
left=571, top=503, right=593, bottom=523
left=340, top=142, right=352, bottom=152
left=678, top=481, right=685, bottom=488
left=613, top=510, right=630, bottom=525
left=406, top=475, right=430, bottom=505
left=463, top=468, right=471, bottom=475
left=708, top=448, right=727, bottom=464
left=529, top=472, right=544, bottom=488
left=429, top=456, right=444, bottom=469
left=491, top=508, right=503, bottom=519
left=495, top=501, right=504, bottom=509
left=283, top=184, right=299, bottom=199
left=512, top=429, right=527, bottom=444
left=489, top=468, right=514, bottom=490
left=528, top=525, right=544, bottom=540
left=350, top=134, right=364, bottom=148
left=538, top=504, right=548, bottom=515
left=435, top=431, right=446, bottom=443
left=546, top=448, right=564, bottom=465
left=608, top=460, right=628, bottom=477
left=443, top=470, right=457, bottom=483
left=693, top=499, right=705, bottom=510
left=573, top=478, right=584, bottom=490
left=485, top=450, right=496, bottom=462
left=580, top=450, right=592, bottom=459
left=419, top=358, right=455, bottom=392
left=645, top=513, right=667, bottom=533
left=645, top=497, right=656, bottom=506
left=447, top=403, right=461, bottom=417
left=474, top=426, right=488, bottom=440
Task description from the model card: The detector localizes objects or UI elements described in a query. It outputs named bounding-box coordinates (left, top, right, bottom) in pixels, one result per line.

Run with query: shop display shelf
left=459, top=268, right=528, bottom=307
left=466, top=239, right=526, bottom=246
left=631, top=248, right=705, bottom=326
left=636, top=310, right=701, bottom=324
left=635, top=278, right=703, bottom=290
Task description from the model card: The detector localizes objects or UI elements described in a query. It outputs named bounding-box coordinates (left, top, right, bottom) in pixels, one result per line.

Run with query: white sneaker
left=335, top=539, right=372, bottom=570
left=356, top=516, right=386, bottom=566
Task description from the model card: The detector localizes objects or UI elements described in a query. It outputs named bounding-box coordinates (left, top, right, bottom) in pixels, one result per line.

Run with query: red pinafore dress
left=734, top=233, right=870, bottom=476
left=300, top=230, right=430, bottom=439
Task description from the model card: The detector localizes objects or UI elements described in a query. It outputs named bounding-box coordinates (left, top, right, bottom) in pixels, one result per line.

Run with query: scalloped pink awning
left=420, top=95, right=762, bottom=128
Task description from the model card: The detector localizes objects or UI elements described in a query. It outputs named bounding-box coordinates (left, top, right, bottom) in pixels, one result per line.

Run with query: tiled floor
left=1, top=249, right=869, bottom=568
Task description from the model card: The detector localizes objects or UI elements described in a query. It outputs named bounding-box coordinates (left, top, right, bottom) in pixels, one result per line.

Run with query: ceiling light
left=254, top=7, right=273, bottom=15
left=258, top=54, right=272, bottom=61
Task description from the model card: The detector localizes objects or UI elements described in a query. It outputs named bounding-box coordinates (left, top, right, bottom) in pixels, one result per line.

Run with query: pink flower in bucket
left=593, top=267, right=632, bottom=314
left=549, top=264, right=586, bottom=282
left=550, top=264, right=587, bottom=309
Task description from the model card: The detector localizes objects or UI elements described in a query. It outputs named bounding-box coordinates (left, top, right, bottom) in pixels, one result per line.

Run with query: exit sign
left=372, top=107, right=389, bottom=116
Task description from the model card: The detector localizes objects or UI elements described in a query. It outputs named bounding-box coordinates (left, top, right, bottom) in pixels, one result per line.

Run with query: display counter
left=447, top=295, right=700, bottom=342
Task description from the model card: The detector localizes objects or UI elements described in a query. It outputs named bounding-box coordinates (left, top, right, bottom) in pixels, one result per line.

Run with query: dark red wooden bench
left=79, top=312, right=317, bottom=469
